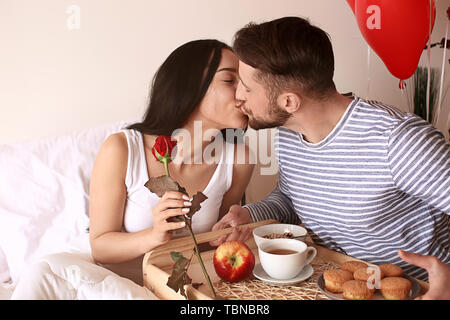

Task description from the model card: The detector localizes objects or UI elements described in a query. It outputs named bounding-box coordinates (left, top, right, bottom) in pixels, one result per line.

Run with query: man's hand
left=398, top=249, right=450, bottom=300
left=209, top=205, right=253, bottom=247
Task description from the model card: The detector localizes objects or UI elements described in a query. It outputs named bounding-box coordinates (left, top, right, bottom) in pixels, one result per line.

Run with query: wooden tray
left=143, top=220, right=429, bottom=300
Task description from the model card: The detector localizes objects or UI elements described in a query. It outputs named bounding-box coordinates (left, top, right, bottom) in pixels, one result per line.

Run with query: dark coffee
left=267, top=249, right=298, bottom=255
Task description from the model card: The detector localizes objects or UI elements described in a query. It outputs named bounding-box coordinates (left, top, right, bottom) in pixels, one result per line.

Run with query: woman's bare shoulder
left=99, top=132, right=128, bottom=157
left=92, top=132, right=128, bottom=179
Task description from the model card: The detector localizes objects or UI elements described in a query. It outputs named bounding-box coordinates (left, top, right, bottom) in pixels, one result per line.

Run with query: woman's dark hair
left=233, top=16, right=336, bottom=100
left=128, top=39, right=231, bottom=136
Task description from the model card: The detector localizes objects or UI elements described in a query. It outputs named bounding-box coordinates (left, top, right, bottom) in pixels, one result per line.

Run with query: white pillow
left=0, top=121, right=132, bottom=283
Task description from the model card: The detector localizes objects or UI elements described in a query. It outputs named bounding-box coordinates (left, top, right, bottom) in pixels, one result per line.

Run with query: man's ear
left=278, top=92, right=301, bottom=114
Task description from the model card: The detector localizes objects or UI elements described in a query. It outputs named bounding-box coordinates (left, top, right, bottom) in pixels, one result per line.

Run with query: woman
left=88, top=39, right=254, bottom=284
left=11, top=40, right=254, bottom=299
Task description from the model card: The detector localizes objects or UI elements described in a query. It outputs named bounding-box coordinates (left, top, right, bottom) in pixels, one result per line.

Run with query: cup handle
left=305, top=247, right=317, bottom=265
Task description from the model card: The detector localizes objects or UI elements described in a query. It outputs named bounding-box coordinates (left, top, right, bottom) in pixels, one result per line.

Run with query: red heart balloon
left=346, top=0, right=356, bottom=13
left=354, top=0, right=436, bottom=80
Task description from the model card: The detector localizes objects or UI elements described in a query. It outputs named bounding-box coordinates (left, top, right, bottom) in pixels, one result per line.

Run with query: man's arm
left=387, top=115, right=450, bottom=214
left=243, top=183, right=300, bottom=224
left=209, top=180, right=299, bottom=246
left=398, top=250, right=450, bottom=300
left=388, top=116, right=450, bottom=300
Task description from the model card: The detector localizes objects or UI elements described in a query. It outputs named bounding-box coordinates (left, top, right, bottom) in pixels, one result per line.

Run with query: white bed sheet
left=0, top=284, right=14, bottom=300
left=0, top=120, right=157, bottom=299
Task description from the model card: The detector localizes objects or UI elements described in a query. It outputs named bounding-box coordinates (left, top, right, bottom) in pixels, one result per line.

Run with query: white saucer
left=252, top=264, right=314, bottom=286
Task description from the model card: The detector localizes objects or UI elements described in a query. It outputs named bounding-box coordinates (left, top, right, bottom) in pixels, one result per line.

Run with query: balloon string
left=400, top=81, right=410, bottom=113
left=405, top=80, right=413, bottom=113
left=435, top=19, right=449, bottom=126
left=367, top=45, right=371, bottom=98
left=400, top=78, right=413, bottom=113
left=426, top=0, right=432, bottom=123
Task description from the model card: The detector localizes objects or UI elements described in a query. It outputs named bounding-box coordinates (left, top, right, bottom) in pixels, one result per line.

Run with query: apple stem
left=183, top=216, right=217, bottom=299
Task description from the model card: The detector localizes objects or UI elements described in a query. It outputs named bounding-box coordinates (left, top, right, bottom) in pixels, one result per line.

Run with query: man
left=211, top=17, right=449, bottom=299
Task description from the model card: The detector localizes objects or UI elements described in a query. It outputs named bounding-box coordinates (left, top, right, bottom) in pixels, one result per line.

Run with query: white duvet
left=0, top=121, right=157, bottom=299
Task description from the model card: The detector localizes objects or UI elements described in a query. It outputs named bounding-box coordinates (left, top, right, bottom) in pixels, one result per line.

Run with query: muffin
left=380, top=277, right=412, bottom=300
left=379, top=264, right=403, bottom=277
left=323, top=269, right=354, bottom=293
left=342, top=280, right=375, bottom=300
left=354, top=266, right=385, bottom=281
left=341, top=261, right=368, bottom=273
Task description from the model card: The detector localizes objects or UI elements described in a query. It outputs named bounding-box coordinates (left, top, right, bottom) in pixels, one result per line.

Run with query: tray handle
left=146, top=219, right=279, bottom=258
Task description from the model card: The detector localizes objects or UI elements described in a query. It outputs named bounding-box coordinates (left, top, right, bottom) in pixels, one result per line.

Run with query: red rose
left=152, top=136, right=177, bottom=177
left=152, top=136, right=177, bottom=161
left=447, top=6, right=450, bottom=20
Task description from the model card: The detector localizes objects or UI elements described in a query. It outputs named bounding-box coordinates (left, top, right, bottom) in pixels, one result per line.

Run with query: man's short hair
left=233, top=16, right=336, bottom=100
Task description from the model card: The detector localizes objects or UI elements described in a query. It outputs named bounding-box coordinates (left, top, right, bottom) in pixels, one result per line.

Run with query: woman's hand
left=398, top=249, right=450, bottom=300
left=209, top=204, right=253, bottom=246
left=151, top=191, right=192, bottom=246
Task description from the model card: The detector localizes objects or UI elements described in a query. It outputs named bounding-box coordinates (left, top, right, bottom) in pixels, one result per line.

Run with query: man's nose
left=235, top=81, right=245, bottom=106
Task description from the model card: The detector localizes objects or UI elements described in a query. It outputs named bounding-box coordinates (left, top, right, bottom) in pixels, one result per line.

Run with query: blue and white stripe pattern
left=245, top=97, right=449, bottom=281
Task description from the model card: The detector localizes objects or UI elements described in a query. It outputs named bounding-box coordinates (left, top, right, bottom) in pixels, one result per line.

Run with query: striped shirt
left=245, top=97, right=450, bottom=281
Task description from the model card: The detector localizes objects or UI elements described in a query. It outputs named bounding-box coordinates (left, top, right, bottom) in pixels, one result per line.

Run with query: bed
left=0, top=121, right=157, bottom=299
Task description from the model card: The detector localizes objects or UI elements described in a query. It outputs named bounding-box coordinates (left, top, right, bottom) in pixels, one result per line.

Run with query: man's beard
left=244, top=101, right=292, bottom=130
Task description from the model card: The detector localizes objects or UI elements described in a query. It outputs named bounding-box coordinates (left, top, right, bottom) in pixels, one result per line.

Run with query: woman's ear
left=278, top=92, right=301, bottom=114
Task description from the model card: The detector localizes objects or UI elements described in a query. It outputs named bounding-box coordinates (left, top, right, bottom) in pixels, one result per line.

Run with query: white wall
left=1, top=0, right=449, bottom=202
left=1, top=0, right=449, bottom=145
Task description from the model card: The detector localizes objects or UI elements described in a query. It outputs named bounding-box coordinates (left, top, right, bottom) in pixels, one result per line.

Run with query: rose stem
left=183, top=216, right=217, bottom=298
left=162, top=158, right=170, bottom=177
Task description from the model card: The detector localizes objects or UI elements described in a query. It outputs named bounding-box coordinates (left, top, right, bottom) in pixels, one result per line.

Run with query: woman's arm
left=88, top=133, right=160, bottom=264
left=89, top=133, right=188, bottom=264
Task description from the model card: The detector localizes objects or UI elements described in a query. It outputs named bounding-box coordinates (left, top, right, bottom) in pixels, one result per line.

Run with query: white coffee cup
left=258, top=239, right=317, bottom=280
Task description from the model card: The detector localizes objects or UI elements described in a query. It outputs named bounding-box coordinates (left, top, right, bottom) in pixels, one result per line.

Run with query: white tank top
left=120, top=129, right=234, bottom=236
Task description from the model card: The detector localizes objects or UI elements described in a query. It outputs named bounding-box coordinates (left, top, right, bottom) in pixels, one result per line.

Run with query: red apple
left=213, top=240, right=255, bottom=282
